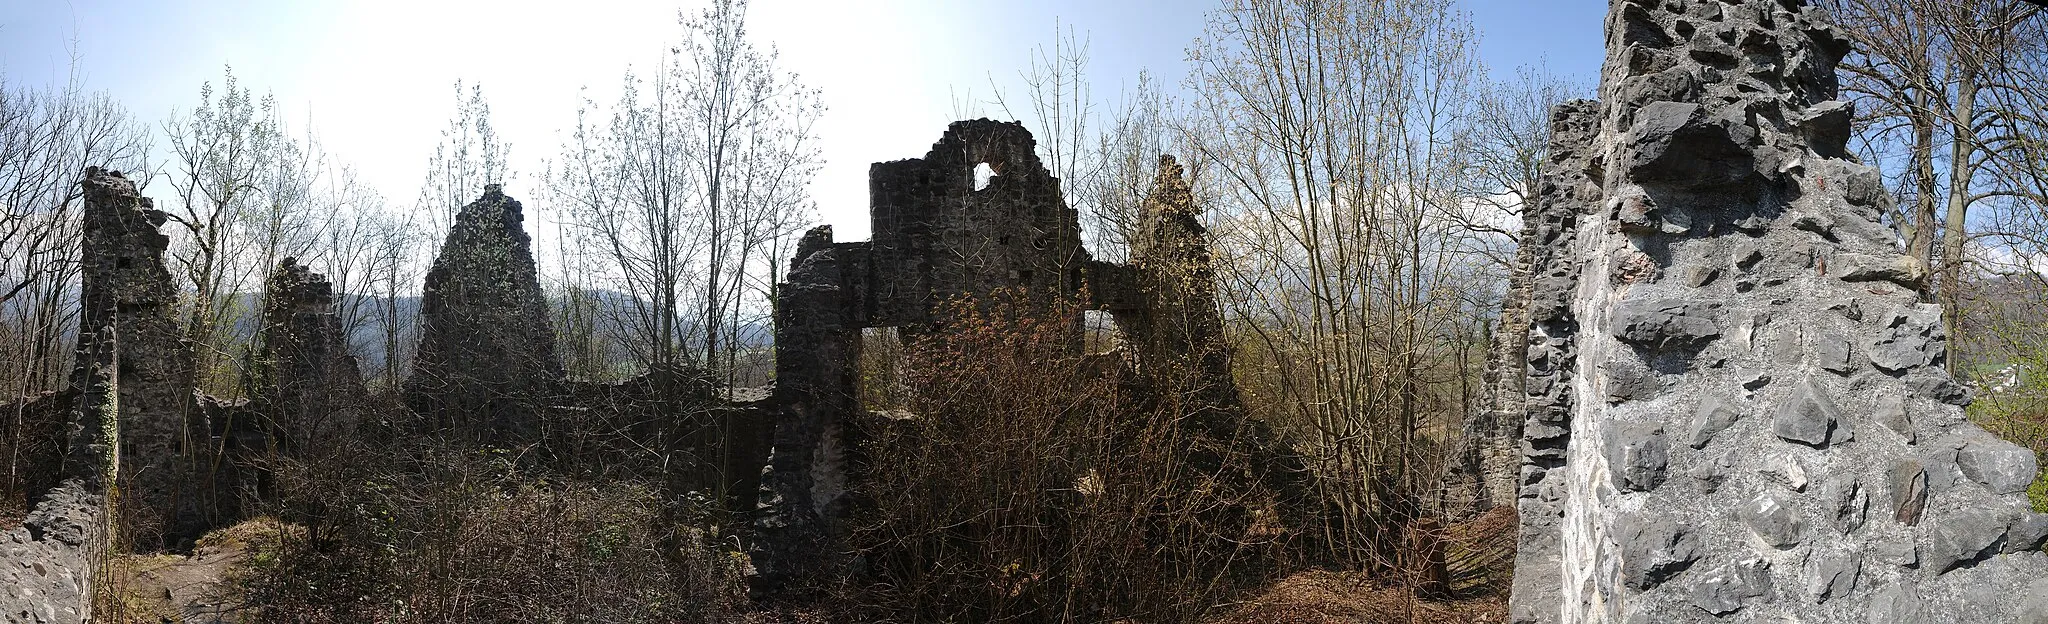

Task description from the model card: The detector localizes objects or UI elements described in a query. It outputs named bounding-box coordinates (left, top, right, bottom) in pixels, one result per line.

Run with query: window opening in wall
left=1083, top=309, right=1121, bottom=355
left=973, top=162, right=996, bottom=191
left=859, top=326, right=911, bottom=412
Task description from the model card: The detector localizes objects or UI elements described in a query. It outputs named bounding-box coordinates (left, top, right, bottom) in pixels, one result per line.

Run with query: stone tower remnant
left=405, top=184, right=562, bottom=439
left=1509, top=1, right=2048, bottom=622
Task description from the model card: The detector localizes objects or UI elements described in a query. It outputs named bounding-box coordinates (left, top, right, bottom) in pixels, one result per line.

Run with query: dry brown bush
left=843, top=292, right=1291, bottom=623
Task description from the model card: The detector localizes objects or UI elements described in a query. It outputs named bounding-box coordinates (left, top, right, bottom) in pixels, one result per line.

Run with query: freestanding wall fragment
left=249, top=257, right=369, bottom=452
left=406, top=184, right=562, bottom=439
left=0, top=168, right=149, bottom=623
left=76, top=167, right=200, bottom=548
left=1509, top=1, right=2048, bottom=622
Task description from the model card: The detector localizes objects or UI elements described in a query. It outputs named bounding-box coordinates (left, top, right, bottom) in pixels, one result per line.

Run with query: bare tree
left=1186, top=0, right=1484, bottom=571
left=1828, top=0, right=2044, bottom=366
left=418, top=81, right=511, bottom=230
left=0, top=71, right=152, bottom=397
left=163, top=67, right=307, bottom=394
left=550, top=0, right=821, bottom=380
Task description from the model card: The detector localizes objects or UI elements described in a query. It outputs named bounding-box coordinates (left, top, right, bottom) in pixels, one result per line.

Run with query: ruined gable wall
left=1511, top=1, right=2048, bottom=622
left=867, top=120, right=1091, bottom=326
left=0, top=169, right=146, bottom=623
left=405, top=184, right=562, bottom=439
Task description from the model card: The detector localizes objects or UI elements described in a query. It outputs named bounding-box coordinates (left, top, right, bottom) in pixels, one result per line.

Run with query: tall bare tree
left=551, top=0, right=821, bottom=380
left=1828, top=0, right=2044, bottom=368
left=1186, top=0, right=1482, bottom=571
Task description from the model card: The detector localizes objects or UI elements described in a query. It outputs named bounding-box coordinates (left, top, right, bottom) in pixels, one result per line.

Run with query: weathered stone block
left=1615, top=513, right=1699, bottom=590
left=1739, top=489, right=1804, bottom=548
left=1955, top=432, right=2039, bottom=495
left=1686, top=394, right=1744, bottom=449
left=1774, top=377, right=1842, bottom=447
left=1605, top=423, right=1669, bottom=492
left=1925, top=508, right=2010, bottom=574
left=1688, top=557, right=1772, bottom=616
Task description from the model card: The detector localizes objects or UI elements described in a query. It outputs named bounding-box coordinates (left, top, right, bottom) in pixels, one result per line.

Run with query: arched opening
left=973, top=162, right=996, bottom=191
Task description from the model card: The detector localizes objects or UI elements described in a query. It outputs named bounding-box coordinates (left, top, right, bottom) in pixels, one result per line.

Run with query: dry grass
left=1205, top=570, right=1506, bottom=624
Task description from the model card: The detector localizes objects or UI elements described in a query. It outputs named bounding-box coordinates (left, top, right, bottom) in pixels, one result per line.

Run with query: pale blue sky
left=0, top=0, right=1605, bottom=239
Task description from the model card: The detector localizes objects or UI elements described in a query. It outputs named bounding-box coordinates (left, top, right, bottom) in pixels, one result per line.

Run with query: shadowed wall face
left=405, top=184, right=562, bottom=439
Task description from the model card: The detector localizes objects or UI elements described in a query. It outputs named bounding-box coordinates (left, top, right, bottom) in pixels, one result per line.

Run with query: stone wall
left=250, top=258, right=369, bottom=454
left=77, top=168, right=200, bottom=548
left=0, top=169, right=144, bottom=623
left=1509, top=1, right=2048, bottom=622
left=405, top=184, right=562, bottom=439
left=751, top=121, right=1313, bottom=598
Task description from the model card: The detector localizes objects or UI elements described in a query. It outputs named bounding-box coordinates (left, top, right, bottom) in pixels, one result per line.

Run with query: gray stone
left=1837, top=253, right=1929, bottom=288
left=2020, top=578, right=2048, bottom=624
left=1686, top=394, right=1744, bottom=449
left=1867, top=304, right=1945, bottom=373
left=1816, top=332, right=1855, bottom=373
left=1866, top=580, right=1926, bottom=624
left=1876, top=539, right=1917, bottom=567
left=1889, top=459, right=1929, bottom=526
left=1956, top=432, right=2039, bottom=495
left=1615, top=513, right=1699, bottom=590
left=1611, top=298, right=1722, bottom=352
left=1739, top=489, right=1805, bottom=548
left=1873, top=394, right=1915, bottom=444
left=1775, top=377, right=1843, bottom=447
left=1906, top=370, right=1972, bottom=405
left=1681, top=265, right=1719, bottom=288
left=1759, top=452, right=1810, bottom=492
left=1830, top=297, right=1864, bottom=321
left=2003, top=513, right=2048, bottom=554
left=1627, top=100, right=1756, bottom=189
left=1823, top=473, right=1868, bottom=534
left=1603, top=358, right=1666, bottom=403
left=1689, top=557, right=1772, bottom=616
left=1925, top=508, right=2010, bottom=574
left=1804, top=548, right=1860, bottom=604
left=1605, top=423, right=1669, bottom=492
left=1689, top=451, right=1734, bottom=494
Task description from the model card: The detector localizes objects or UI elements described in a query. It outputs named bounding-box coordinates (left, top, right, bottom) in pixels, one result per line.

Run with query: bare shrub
left=236, top=433, right=745, bottom=623
left=846, top=291, right=1289, bottom=623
